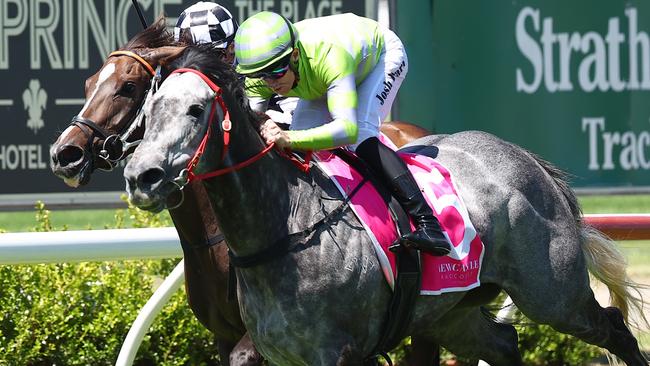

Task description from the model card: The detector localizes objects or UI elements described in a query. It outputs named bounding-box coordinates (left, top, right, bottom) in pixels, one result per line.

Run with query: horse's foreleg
left=229, top=333, right=264, bottom=366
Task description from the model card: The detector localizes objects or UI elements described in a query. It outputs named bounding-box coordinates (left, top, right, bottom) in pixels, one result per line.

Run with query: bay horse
left=123, top=44, right=648, bottom=366
left=49, top=18, right=442, bottom=366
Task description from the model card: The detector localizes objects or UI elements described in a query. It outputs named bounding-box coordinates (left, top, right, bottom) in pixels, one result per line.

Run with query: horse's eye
left=119, top=82, right=136, bottom=96
left=188, top=104, right=204, bottom=118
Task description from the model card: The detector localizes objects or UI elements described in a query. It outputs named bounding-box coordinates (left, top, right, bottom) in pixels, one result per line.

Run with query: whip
left=131, top=0, right=148, bottom=29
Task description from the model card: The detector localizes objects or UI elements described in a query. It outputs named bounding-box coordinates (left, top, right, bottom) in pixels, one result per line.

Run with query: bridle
left=153, top=67, right=310, bottom=211
left=68, top=50, right=159, bottom=171
left=168, top=68, right=277, bottom=190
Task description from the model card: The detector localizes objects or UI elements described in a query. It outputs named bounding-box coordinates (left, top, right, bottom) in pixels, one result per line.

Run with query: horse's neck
left=199, top=122, right=323, bottom=257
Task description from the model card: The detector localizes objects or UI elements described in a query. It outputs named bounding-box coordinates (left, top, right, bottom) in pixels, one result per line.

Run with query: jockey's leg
left=351, top=28, right=450, bottom=256
left=355, top=136, right=451, bottom=256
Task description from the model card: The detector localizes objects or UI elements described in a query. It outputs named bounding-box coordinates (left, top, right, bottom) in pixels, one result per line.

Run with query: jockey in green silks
left=234, top=11, right=451, bottom=256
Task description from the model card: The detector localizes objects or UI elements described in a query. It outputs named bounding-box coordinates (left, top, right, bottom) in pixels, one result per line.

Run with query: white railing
left=115, top=260, right=185, bottom=366
left=0, top=228, right=182, bottom=264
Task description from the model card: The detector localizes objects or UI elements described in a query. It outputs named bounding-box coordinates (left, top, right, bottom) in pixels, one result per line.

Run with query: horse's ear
left=144, top=46, right=187, bottom=68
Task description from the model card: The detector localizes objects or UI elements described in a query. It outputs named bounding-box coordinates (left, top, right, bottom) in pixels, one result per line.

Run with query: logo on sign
left=22, top=79, right=47, bottom=135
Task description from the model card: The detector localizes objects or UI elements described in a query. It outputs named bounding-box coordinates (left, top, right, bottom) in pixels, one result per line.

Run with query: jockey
left=175, top=2, right=296, bottom=125
left=234, top=12, right=451, bottom=256
left=174, top=1, right=238, bottom=63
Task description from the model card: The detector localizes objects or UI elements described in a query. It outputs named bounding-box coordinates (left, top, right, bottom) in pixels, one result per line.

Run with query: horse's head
left=49, top=17, right=185, bottom=187
left=124, top=44, right=260, bottom=212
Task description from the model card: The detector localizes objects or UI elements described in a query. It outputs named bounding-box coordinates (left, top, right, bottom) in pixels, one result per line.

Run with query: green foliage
left=517, top=323, right=601, bottom=365
left=0, top=202, right=219, bottom=366
left=33, top=200, right=66, bottom=232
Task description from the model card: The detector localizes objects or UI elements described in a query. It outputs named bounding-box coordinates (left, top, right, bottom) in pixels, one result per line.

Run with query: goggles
left=249, top=63, right=290, bottom=80
left=248, top=53, right=293, bottom=80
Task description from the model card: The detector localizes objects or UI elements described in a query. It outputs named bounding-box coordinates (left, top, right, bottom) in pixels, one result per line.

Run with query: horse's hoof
left=229, top=350, right=264, bottom=366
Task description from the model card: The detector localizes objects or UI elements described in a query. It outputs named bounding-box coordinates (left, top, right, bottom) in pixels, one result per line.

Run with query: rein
left=69, top=50, right=158, bottom=171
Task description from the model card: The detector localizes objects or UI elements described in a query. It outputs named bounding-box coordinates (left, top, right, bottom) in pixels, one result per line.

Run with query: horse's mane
left=169, top=43, right=265, bottom=128
left=121, top=16, right=175, bottom=50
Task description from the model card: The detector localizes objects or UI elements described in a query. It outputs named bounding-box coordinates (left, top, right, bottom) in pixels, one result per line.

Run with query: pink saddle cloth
left=312, top=138, right=484, bottom=295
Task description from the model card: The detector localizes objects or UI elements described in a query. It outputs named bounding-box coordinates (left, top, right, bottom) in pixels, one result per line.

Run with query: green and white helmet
left=234, top=11, right=297, bottom=75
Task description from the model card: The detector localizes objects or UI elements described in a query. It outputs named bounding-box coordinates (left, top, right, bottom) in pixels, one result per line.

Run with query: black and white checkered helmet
left=174, top=2, right=238, bottom=48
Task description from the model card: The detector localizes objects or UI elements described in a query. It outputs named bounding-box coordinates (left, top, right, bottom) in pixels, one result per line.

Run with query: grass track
left=1, top=194, right=649, bottom=233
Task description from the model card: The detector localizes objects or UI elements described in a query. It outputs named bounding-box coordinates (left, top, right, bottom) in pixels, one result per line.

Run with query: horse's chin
left=128, top=192, right=166, bottom=213
left=128, top=181, right=180, bottom=213
left=53, top=160, right=92, bottom=187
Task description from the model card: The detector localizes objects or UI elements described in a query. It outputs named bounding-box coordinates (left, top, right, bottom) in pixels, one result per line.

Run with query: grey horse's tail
left=530, top=151, right=649, bottom=330
left=581, top=226, right=649, bottom=329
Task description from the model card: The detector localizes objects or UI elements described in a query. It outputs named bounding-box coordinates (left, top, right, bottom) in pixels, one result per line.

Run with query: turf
left=579, top=194, right=650, bottom=214
left=1, top=194, right=649, bottom=233
left=0, top=208, right=171, bottom=232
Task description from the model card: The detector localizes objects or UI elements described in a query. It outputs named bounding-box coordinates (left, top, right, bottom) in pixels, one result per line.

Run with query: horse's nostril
left=56, top=145, right=84, bottom=167
left=139, top=167, right=166, bottom=186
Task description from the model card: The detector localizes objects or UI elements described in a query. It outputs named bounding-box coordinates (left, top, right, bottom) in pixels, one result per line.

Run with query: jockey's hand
left=260, top=119, right=291, bottom=149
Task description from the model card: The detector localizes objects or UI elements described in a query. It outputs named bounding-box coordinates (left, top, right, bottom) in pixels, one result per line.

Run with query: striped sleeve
left=287, top=48, right=359, bottom=150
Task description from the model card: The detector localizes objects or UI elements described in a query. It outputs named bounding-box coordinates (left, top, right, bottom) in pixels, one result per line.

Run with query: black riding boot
left=355, top=137, right=451, bottom=256
left=389, top=172, right=451, bottom=256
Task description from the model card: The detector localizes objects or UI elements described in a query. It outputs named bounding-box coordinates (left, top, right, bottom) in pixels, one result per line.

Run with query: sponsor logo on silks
left=22, top=79, right=47, bottom=135
left=375, top=60, right=407, bottom=105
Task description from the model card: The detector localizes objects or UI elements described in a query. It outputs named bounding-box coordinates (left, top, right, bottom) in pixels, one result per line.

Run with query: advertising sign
left=396, top=1, right=650, bottom=191
left=0, top=0, right=373, bottom=208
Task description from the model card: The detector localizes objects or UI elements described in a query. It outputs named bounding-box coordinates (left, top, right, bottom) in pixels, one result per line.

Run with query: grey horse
left=124, top=45, right=648, bottom=365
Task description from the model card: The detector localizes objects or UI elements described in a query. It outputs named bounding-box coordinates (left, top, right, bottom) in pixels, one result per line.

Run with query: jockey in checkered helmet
left=174, top=2, right=238, bottom=64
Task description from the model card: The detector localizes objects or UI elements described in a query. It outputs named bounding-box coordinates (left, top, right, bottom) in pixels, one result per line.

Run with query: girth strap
left=226, top=169, right=367, bottom=301
left=367, top=196, right=421, bottom=365
left=327, top=149, right=421, bottom=366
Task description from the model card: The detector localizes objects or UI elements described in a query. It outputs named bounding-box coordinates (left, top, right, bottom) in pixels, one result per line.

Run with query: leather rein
left=68, top=50, right=158, bottom=171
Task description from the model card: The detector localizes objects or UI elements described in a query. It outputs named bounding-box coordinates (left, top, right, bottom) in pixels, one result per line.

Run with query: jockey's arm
left=286, top=73, right=359, bottom=151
